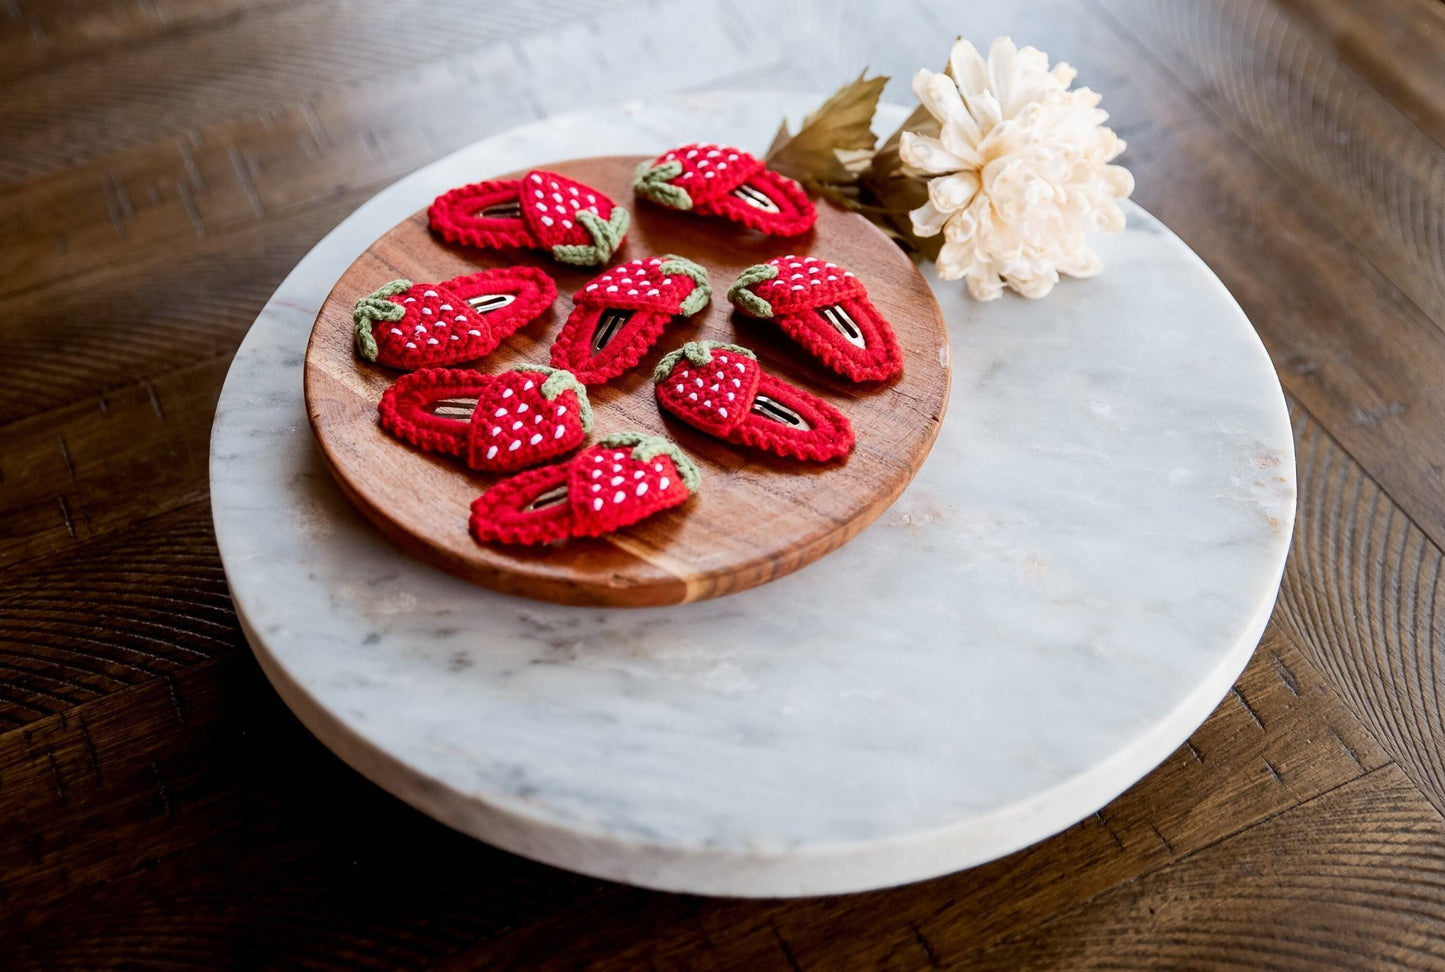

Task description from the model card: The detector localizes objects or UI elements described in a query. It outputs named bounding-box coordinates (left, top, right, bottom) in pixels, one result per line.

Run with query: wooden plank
left=0, top=0, right=296, bottom=85
left=0, top=357, right=226, bottom=569
left=0, top=189, right=367, bottom=427
left=1276, top=396, right=1445, bottom=817
left=1274, top=0, right=1445, bottom=150
left=1095, top=0, right=1445, bottom=335
left=944, top=767, right=1445, bottom=970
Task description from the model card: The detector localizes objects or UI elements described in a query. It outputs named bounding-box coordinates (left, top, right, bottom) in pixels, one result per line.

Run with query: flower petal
left=927, top=171, right=981, bottom=212
left=899, top=131, right=970, bottom=175
left=909, top=199, right=951, bottom=238
left=947, top=38, right=989, bottom=96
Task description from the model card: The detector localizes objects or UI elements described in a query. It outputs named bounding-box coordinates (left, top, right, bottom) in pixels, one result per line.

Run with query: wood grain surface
left=304, top=156, right=949, bottom=606
left=3, top=0, right=1445, bottom=967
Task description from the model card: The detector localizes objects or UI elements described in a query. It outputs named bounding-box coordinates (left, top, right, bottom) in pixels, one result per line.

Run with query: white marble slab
left=210, top=93, right=1296, bottom=897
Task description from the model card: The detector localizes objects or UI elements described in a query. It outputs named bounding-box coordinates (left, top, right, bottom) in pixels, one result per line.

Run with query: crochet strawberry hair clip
left=654, top=342, right=853, bottom=462
left=378, top=365, right=593, bottom=473
left=551, top=255, right=711, bottom=385
left=633, top=143, right=815, bottom=237
left=428, top=170, right=630, bottom=267
left=727, top=255, right=903, bottom=382
left=354, top=269, right=555, bottom=370
left=470, top=432, right=700, bottom=545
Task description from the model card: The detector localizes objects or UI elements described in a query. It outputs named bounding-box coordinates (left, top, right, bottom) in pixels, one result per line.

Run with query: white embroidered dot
left=529, top=433, right=542, bottom=445
left=427, top=337, right=438, bottom=345
left=654, top=464, right=662, bottom=472
left=556, top=406, right=566, bottom=416
left=561, top=219, right=571, bottom=229
left=518, top=403, right=528, bottom=413
left=636, top=482, right=648, bottom=496
left=610, top=476, right=623, bottom=486
left=440, top=304, right=454, bottom=312
left=736, top=363, right=746, bottom=372
left=422, top=307, right=433, bottom=315
left=675, top=384, right=684, bottom=393
left=689, top=392, right=697, bottom=401
left=456, top=315, right=466, bottom=322
left=389, top=328, right=402, bottom=335
left=613, top=491, right=625, bottom=504
left=534, top=415, right=542, bottom=424
left=827, top=275, right=838, bottom=281
left=468, top=329, right=481, bottom=337
left=592, top=469, right=601, bottom=479
left=423, top=290, right=438, bottom=297
left=698, top=159, right=710, bottom=167
left=663, top=277, right=672, bottom=285
left=523, top=380, right=534, bottom=390
left=710, top=383, right=719, bottom=391
left=633, top=470, right=644, bottom=479
left=534, top=189, right=544, bottom=198
left=594, top=455, right=604, bottom=462
left=647, top=288, right=659, bottom=296
left=810, top=279, right=821, bottom=286
left=486, top=445, right=498, bottom=459
left=554, top=425, right=565, bottom=438
left=511, top=421, right=522, bottom=431
left=491, top=426, right=501, bottom=435
left=587, top=194, right=596, bottom=203
left=540, top=215, right=554, bottom=226
left=494, top=408, right=507, bottom=417
left=680, top=370, right=689, bottom=378
left=569, top=186, right=578, bottom=195
left=704, top=171, right=714, bottom=178
left=593, top=497, right=603, bottom=511
left=659, top=477, right=670, bottom=490
left=587, top=284, right=598, bottom=291
left=592, top=483, right=601, bottom=492
left=450, top=334, right=459, bottom=340
left=703, top=400, right=711, bottom=407
left=707, top=150, right=720, bottom=157
left=791, top=273, right=804, bottom=280
left=719, top=407, right=728, bottom=417
left=686, top=149, right=698, bottom=158
left=508, top=440, right=521, bottom=451
left=405, top=342, right=416, bottom=349
left=537, top=203, right=547, bottom=212
left=403, top=297, right=415, bottom=303
left=502, top=388, right=513, bottom=398
left=792, top=284, right=804, bottom=290
left=726, top=392, right=735, bottom=401
left=628, top=289, right=638, bottom=296
left=530, top=174, right=542, bottom=182
left=606, top=285, right=619, bottom=292
left=552, top=192, right=562, bottom=202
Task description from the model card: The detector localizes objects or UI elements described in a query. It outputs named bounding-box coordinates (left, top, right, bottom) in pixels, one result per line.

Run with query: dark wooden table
left=3, top=0, right=1444, bottom=967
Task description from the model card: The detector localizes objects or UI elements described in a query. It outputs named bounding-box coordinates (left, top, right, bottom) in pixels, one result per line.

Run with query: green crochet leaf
left=553, top=207, right=631, bottom=266
left=659, top=254, right=711, bottom=316
left=353, top=279, right=410, bottom=361
left=513, top=364, right=595, bottom=434
left=633, top=159, right=692, bottom=210
left=725, top=263, right=779, bottom=319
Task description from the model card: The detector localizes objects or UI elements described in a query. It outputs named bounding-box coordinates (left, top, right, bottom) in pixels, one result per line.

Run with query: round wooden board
left=304, top=155, right=950, bottom=607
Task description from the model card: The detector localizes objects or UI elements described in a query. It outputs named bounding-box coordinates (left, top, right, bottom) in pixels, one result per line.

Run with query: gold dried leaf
left=766, top=72, right=888, bottom=190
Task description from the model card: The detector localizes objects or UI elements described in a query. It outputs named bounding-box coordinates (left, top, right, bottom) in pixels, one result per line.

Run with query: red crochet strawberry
left=726, top=255, right=903, bottom=382
left=470, top=432, right=700, bottom=545
left=653, top=342, right=854, bottom=461
left=633, top=143, right=815, bottom=237
left=353, top=268, right=556, bottom=370
left=377, top=365, right=593, bottom=472
left=551, top=255, right=711, bottom=385
left=428, top=170, right=630, bottom=266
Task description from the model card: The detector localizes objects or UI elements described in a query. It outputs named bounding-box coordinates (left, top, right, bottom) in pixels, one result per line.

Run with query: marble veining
left=211, top=94, right=1296, bottom=897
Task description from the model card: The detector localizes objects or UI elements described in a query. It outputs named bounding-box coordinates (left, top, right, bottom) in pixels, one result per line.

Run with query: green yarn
left=652, top=340, right=755, bottom=382
left=598, top=432, right=701, bottom=494
left=553, top=207, right=630, bottom=266
left=658, top=254, right=711, bottom=316
left=725, top=263, right=778, bottom=319
left=633, top=159, right=692, bottom=210
left=353, top=279, right=411, bottom=360
left=513, top=364, right=595, bottom=434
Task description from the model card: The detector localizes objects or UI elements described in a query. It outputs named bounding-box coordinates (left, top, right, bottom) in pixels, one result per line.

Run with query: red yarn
left=428, top=170, right=626, bottom=262
left=729, top=255, right=903, bottom=382
left=354, top=268, right=555, bottom=370
left=635, top=143, right=816, bottom=237
left=470, top=435, right=697, bottom=545
left=654, top=341, right=853, bottom=461
left=377, top=366, right=591, bottom=472
left=551, top=256, right=709, bottom=385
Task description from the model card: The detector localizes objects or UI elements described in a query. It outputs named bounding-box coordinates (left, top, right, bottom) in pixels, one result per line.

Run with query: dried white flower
left=900, top=37, right=1134, bottom=300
